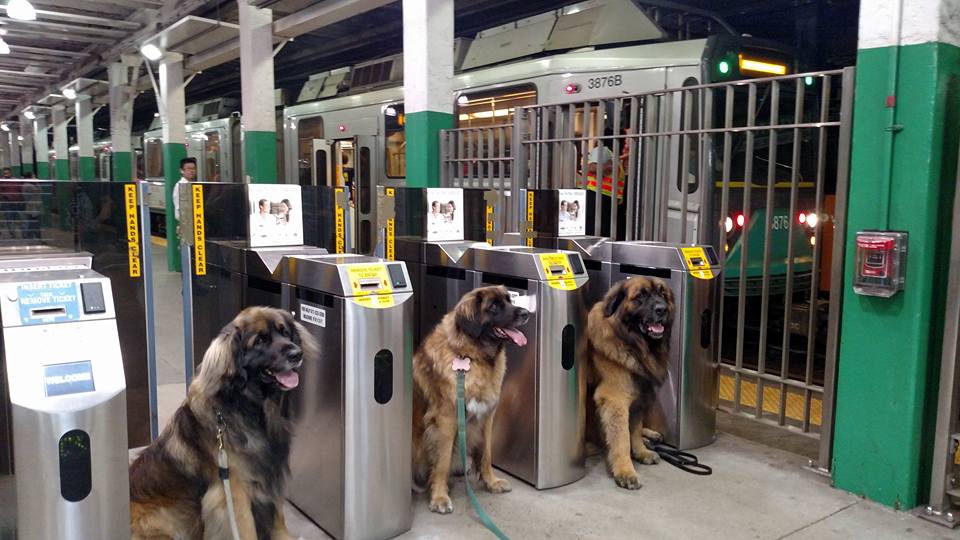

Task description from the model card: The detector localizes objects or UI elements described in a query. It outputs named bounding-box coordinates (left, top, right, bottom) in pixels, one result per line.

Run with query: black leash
left=647, top=441, right=713, bottom=476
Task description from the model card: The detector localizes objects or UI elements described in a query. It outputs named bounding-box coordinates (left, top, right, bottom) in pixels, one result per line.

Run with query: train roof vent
left=348, top=55, right=402, bottom=91
left=461, top=11, right=557, bottom=70
left=545, top=0, right=664, bottom=52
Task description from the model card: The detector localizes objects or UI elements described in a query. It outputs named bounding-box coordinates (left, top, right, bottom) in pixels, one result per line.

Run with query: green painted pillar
left=243, top=132, right=277, bottom=183
left=22, top=163, right=33, bottom=175
left=36, top=162, right=49, bottom=180
left=78, top=157, right=95, bottom=181
left=402, top=0, right=454, bottom=188
left=163, top=143, right=186, bottom=272
left=75, top=96, right=96, bottom=181
left=55, top=160, right=69, bottom=180
left=32, top=113, right=50, bottom=180
left=113, top=151, right=133, bottom=182
left=10, top=165, right=20, bottom=177
left=52, top=105, right=70, bottom=230
left=831, top=0, right=960, bottom=510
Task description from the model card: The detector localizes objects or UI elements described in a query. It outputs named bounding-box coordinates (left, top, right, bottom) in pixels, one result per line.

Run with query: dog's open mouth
left=265, top=368, right=300, bottom=390
left=492, top=327, right=528, bottom=346
left=646, top=323, right=665, bottom=339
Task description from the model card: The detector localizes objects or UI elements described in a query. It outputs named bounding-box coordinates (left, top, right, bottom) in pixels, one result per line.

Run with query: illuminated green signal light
left=804, top=76, right=814, bottom=86
left=718, top=61, right=730, bottom=74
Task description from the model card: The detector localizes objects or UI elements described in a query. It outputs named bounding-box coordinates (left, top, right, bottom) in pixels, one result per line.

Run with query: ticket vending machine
left=0, top=252, right=129, bottom=539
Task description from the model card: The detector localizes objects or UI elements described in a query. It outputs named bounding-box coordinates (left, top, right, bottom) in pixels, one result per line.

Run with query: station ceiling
left=0, top=0, right=860, bottom=135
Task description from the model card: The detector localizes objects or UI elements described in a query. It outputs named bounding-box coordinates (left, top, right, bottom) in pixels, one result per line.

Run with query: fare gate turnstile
left=473, top=246, right=589, bottom=490
left=0, top=251, right=130, bottom=539
left=605, top=242, right=721, bottom=450
left=278, top=254, right=413, bottom=540
left=191, top=240, right=328, bottom=366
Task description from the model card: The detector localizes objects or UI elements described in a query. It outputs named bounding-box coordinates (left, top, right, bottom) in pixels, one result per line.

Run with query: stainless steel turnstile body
left=472, top=246, right=589, bottom=490
left=0, top=251, right=130, bottom=539
left=278, top=254, right=413, bottom=540
left=606, top=242, right=721, bottom=450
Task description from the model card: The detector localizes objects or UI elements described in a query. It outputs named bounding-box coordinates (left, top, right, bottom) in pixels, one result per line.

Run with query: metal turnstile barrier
left=473, top=246, right=589, bottom=489
left=0, top=252, right=129, bottom=538
left=605, top=242, right=721, bottom=449
left=279, top=254, right=414, bottom=540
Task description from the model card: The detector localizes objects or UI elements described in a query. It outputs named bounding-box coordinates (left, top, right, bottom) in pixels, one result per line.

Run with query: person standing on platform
left=584, top=129, right=628, bottom=239
left=171, top=157, right=197, bottom=242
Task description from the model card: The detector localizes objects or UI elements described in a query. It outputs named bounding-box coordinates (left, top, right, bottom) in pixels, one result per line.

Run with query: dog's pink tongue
left=503, top=328, right=527, bottom=347
left=275, top=371, right=299, bottom=390
left=648, top=323, right=664, bottom=334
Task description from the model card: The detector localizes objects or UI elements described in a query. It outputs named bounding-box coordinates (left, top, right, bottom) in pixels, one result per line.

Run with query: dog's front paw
left=633, top=447, right=660, bottom=465
left=641, top=428, right=663, bottom=443
left=613, top=468, right=642, bottom=490
left=429, top=494, right=454, bottom=514
left=483, top=476, right=512, bottom=494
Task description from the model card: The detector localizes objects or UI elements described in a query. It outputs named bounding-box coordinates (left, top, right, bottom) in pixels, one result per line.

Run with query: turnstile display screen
left=43, top=361, right=96, bottom=397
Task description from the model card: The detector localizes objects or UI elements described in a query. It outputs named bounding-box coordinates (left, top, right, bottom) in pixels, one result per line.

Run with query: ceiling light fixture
left=23, top=110, right=35, bottom=120
left=62, top=88, right=77, bottom=100
left=17, top=135, right=22, bottom=141
left=0, top=124, right=9, bottom=132
left=0, top=38, right=10, bottom=56
left=7, top=0, right=37, bottom=21
left=140, top=43, right=163, bottom=62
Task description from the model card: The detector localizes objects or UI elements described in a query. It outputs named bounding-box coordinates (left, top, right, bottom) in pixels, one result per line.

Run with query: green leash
left=456, top=369, right=510, bottom=540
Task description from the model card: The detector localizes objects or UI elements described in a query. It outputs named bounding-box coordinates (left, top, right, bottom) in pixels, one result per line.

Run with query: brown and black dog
left=585, top=277, right=675, bottom=489
left=129, top=307, right=317, bottom=539
left=412, top=286, right=529, bottom=514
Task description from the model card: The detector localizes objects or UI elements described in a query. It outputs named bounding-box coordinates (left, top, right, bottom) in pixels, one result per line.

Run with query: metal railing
left=920, top=152, right=960, bottom=528
left=439, top=68, right=855, bottom=471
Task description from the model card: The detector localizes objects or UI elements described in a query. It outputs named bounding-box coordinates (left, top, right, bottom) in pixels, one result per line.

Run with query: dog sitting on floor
left=129, top=306, right=317, bottom=539
left=412, top=286, right=529, bottom=514
left=585, top=277, right=675, bottom=489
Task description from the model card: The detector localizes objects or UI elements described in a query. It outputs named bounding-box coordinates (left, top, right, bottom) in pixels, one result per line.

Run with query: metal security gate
left=921, top=153, right=960, bottom=527
left=440, top=68, right=854, bottom=470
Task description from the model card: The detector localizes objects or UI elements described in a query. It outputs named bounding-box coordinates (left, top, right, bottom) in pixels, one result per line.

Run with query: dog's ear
left=196, top=324, right=241, bottom=389
left=455, top=290, right=485, bottom=339
left=603, top=281, right=627, bottom=318
left=293, top=318, right=318, bottom=363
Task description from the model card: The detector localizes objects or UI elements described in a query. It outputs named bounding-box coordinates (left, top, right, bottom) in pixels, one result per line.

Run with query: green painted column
left=78, top=157, right=95, bottom=181
left=36, top=162, right=49, bottom=180
left=832, top=0, right=960, bottom=510
left=403, top=0, right=454, bottom=188
left=10, top=165, right=20, bottom=177
left=404, top=111, right=454, bottom=188
left=113, top=151, right=133, bottom=182
left=22, top=163, right=33, bottom=175
left=32, top=113, right=49, bottom=180
left=54, top=159, right=69, bottom=180
left=163, top=143, right=186, bottom=272
left=243, top=131, right=277, bottom=184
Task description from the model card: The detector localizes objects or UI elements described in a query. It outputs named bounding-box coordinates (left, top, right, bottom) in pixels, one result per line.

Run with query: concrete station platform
left=150, top=244, right=951, bottom=540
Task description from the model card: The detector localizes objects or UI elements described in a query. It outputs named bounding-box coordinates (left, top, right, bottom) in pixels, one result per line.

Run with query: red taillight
left=736, top=213, right=745, bottom=228
left=798, top=212, right=806, bottom=224
left=564, top=83, right=581, bottom=95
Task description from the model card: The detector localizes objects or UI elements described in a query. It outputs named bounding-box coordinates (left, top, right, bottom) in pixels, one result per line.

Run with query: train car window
left=384, top=104, right=405, bottom=178
left=678, top=77, right=700, bottom=194
left=204, top=131, right=222, bottom=182
left=312, top=149, right=327, bottom=187
left=297, top=116, right=324, bottom=186
left=145, top=139, right=163, bottom=178
left=456, top=85, right=536, bottom=128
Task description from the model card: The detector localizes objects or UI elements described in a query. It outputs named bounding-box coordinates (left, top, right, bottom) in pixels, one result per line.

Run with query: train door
left=98, top=151, right=112, bottom=181
left=186, top=132, right=205, bottom=182
left=309, top=136, right=377, bottom=254
left=661, top=77, right=705, bottom=244
left=309, top=139, right=332, bottom=187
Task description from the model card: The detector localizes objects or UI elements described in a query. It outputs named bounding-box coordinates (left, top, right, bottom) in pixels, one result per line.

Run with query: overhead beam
left=273, top=0, right=396, bottom=38
left=0, top=28, right=118, bottom=44
left=0, top=6, right=141, bottom=30
left=34, top=0, right=161, bottom=9
left=0, top=17, right=131, bottom=38
left=0, top=68, right=59, bottom=78
left=7, top=44, right=86, bottom=57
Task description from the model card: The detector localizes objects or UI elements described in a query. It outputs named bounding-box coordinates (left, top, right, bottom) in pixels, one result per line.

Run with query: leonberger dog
left=585, top=277, right=675, bottom=489
left=412, top=286, right=529, bottom=514
left=129, top=307, right=317, bottom=539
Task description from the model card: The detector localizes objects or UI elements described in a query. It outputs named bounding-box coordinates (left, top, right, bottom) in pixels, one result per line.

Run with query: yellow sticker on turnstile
left=124, top=184, right=141, bottom=278
left=539, top=253, right=579, bottom=289
left=385, top=188, right=395, bottom=261
left=681, top=247, right=714, bottom=280
left=192, top=184, right=206, bottom=276
left=346, top=263, right=392, bottom=296
left=352, top=295, right=397, bottom=309
left=525, top=191, right=535, bottom=247
left=334, top=187, right=346, bottom=254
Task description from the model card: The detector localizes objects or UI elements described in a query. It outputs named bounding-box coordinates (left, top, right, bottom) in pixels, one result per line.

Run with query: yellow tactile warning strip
left=151, top=236, right=167, bottom=247
left=719, top=373, right=822, bottom=426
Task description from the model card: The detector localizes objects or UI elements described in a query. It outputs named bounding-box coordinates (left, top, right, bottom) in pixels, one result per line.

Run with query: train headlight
left=807, top=213, right=819, bottom=228
left=724, top=216, right=733, bottom=233
left=736, top=213, right=745, bottom=228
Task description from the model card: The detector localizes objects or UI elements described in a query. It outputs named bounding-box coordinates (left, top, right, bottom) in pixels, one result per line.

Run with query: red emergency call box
left=853, top=231, right=907, bottom=297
